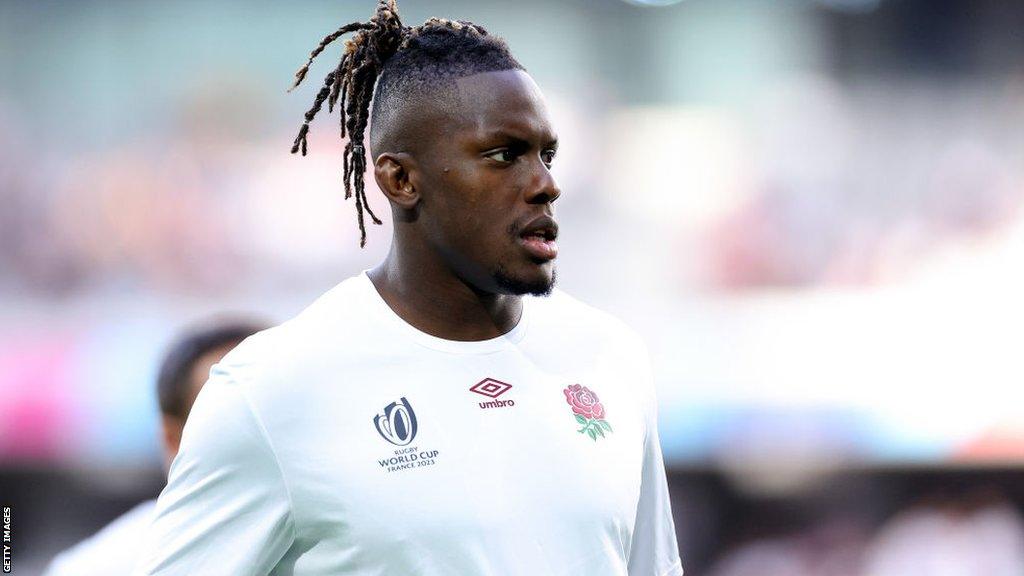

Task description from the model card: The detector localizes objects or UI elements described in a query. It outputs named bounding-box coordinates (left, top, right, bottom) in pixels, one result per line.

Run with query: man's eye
left=485, top=149, right=516, bottom=163
left=541, top=149, right=556, bottom=166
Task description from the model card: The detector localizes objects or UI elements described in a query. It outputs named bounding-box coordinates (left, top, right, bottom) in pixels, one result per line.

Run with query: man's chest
left=275, top=353, right=647, bottom=557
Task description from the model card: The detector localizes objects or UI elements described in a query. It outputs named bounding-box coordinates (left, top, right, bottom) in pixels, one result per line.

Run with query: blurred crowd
left=0, top=87, right=377, bottom=298
left=701, top=78, right=1024, bottom=289
left=2, top=75, right=1023, bottom=299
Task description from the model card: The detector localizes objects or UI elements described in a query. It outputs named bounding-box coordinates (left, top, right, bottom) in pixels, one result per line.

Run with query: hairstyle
left=156, top=318, right=268, bottom=420
left=289, top=0, right=523, bottom=247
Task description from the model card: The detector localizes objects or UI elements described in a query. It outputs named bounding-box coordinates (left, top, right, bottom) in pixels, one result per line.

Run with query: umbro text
left=479, top=399, right=515, bottom=409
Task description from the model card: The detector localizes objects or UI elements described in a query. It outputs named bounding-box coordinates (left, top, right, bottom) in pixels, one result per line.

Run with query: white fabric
left=136, top=272, right=682, bottom=575
left=45, top=499, right=156, bottom=576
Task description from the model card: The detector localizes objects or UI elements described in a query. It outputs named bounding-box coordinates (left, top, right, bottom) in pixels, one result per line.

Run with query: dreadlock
left=289, top=0, right=523, bottom=247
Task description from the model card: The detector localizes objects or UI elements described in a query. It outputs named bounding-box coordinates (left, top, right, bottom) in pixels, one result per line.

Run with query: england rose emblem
left=564, top=384, right=613, bottom=441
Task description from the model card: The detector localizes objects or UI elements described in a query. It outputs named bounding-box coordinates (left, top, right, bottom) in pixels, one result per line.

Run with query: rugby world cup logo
left=374, top=397, right=418, bottom=446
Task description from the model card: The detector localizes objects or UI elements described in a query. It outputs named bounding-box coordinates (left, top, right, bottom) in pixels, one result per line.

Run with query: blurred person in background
left=42, top=318, right=268, bottom=576
left=134, top=1, right=681, bottom=574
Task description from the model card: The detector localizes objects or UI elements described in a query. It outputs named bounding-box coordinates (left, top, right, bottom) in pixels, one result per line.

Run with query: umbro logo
left=470, top=378, right=515, bottom=409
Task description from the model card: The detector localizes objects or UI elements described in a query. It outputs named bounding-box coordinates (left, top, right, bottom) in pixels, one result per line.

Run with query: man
left=43, top=319, right=267, bottom=576
left=136, top=1, right=682, bottom=574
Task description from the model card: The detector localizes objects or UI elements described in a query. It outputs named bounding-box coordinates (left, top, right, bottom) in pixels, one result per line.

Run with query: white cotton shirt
left=45, top=499, right=156, bottom=576
left=136, top=272, right=682, bottom=576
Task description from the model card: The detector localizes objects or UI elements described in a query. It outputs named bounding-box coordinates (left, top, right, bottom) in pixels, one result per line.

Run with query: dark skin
left=368, top=69, right=561, bottom=341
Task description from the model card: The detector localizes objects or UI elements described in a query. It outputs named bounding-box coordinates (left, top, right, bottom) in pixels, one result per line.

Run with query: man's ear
left=374, top=152, right=420, bottom=211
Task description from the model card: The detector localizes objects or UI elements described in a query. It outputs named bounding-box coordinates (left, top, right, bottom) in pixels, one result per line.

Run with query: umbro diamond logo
left=470, top=378, right=515, bottom=409
left=469, top=378, right=511, bottom=398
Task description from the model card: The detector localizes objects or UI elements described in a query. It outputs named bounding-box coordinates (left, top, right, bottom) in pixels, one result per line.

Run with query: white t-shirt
left=136, top=272, right=682, bottom=576
left=45, top=499, right=156, bottom=576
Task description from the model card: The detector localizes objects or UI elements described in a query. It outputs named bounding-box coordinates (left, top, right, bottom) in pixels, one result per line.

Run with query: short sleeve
left=134, top=362, right=295, bottom=575
left=627, top=340, right=684, bottom=576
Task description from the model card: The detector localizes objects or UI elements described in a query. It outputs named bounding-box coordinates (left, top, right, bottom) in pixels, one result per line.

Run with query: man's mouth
left=517, top=218, right=559, bottom=261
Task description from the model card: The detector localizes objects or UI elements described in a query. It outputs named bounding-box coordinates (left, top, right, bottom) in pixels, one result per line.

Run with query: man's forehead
left=454, top=69, right=543, bottom=106
left=451, top=69, right=555, bottom=139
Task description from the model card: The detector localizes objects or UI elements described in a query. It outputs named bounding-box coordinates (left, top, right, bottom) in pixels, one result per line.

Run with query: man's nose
left=524, top=159, right=561, bottom=205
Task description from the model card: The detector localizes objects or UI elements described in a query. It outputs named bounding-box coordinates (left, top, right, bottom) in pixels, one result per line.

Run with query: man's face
left=414, top=69, right=561, bottom=296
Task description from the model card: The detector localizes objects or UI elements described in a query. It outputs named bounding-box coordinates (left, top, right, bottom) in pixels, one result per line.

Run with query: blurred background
left=2, top=0, right=1023, bottom=573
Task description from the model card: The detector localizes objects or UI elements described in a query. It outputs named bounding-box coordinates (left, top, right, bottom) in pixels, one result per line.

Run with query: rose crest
left=563, top=384, right=613, bottom=441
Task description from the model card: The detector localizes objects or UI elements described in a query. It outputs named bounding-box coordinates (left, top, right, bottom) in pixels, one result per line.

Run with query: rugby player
left=136, top=1, right=682, bottom=574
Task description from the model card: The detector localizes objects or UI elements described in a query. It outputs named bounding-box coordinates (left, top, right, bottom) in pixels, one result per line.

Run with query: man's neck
left=366, top=247, right=523, bottom=342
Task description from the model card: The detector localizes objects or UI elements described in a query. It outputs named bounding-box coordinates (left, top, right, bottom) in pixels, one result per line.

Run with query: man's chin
left=493, top=266, right=556, bottom=297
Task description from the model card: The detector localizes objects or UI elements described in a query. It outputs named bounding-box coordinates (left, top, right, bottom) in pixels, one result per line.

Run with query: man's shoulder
left=527, top=289, right=649, bottom=374
left=205, top=273, right=380, bottom=411
left=43, top=500, right=156, bottom=576
left=533, top=288, right=645, bottom=349
left=219, top=273, right=372, bottom=366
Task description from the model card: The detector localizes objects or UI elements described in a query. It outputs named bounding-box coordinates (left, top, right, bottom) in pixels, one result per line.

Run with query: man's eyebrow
left=476, top=128, right=559, bottom=146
